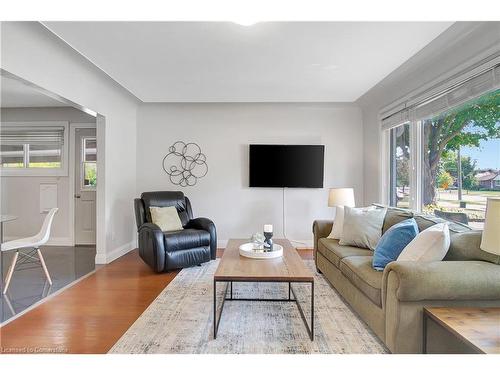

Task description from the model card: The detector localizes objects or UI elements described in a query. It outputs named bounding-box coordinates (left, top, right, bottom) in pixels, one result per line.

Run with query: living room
left=1, top=1, right=499, bottom=373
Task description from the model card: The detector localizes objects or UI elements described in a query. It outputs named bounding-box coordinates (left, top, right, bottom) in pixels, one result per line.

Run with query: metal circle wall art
left=162, top=141, right=208, bottom=187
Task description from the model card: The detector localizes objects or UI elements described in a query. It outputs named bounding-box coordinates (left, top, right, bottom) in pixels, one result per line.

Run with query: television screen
left=249, top=144, right=324, bottom=188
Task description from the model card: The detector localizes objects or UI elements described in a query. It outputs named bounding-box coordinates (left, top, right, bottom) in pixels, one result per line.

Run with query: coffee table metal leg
left=213, top=280, right=230, bottom=339
left=311, top=280, right=314, bottom=339
left=213, top=280, right=217, bottom=339
left=289, top=281, right=314, bottom=341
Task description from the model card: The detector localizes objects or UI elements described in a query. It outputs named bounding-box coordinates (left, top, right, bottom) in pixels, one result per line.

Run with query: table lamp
left=480, top=198, right=500, bottom=256
left=328, top=188, right=355, bottom=208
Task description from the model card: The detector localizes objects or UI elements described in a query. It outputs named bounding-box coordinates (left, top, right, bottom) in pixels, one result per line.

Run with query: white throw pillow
left=339, top=206, right=386, bottom=250
left=327, top=206, right=345, bottom=239
left=149, top=206, right=184, bottom=232
left=397, top=222, right=450, bottom=262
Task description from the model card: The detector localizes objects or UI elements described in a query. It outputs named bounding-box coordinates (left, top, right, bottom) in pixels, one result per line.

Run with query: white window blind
left=381, top=60, right=500, bottom=131
left=0, top=126, right=65, bottom=146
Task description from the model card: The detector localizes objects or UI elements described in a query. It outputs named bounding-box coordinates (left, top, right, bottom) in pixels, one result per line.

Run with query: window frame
left=0, top=121, right=69, bottom=177
left=80, top=136, right=97, bottom=191
left=385, top=121, right=422, bottom=211
left=383, top=89, right=498, bottom=213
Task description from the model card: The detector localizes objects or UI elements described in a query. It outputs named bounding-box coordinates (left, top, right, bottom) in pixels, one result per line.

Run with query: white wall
left=356, top=22, right=500, bottom=206
left=1, top=22, right=139, bottom=263
left=0, top=107, right=95, bottom=244
left=137, top=103, right=364, bottom=246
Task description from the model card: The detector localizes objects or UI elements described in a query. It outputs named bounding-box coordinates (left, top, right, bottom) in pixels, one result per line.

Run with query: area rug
left=109, top=260, right=387, bottom=354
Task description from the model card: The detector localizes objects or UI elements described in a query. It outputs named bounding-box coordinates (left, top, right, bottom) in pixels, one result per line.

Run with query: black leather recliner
left=134, top=191, right=217, bottom=272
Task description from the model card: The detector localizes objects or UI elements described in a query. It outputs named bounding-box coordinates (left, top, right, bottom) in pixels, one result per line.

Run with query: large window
left=421, top=89, right=500, bottom=228
left=0, top=122, right=68, bottom=176
left=386, top=87, right=500, bottom=229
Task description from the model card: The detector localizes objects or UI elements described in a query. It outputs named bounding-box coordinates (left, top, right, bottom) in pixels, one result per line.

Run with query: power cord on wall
left=282, top=187, right=308, bottom=247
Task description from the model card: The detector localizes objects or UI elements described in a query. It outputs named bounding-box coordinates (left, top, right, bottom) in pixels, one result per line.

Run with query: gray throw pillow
left=339, top=206, right=387, bottom=250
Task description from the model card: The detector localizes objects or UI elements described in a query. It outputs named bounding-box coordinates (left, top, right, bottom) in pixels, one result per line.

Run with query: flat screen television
left=249, top=144, right=324, bottom=188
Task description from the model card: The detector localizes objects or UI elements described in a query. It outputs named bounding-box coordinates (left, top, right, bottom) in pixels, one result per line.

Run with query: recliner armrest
left=186, top=217, right=217, bottom=260
left=382, top=260, right=500, bottom=304
left=139, top=222, right=162, bottom=233
left=137, top=222, right=166, bottom=272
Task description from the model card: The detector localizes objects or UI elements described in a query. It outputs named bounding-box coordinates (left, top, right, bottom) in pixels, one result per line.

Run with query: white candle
left=264, top=224, right=273, bottom=233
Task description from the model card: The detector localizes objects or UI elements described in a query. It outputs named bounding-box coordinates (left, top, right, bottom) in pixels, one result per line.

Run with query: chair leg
left=3, top=251, right=19, bottom=294
left=36, top=248, right=52, bottom=285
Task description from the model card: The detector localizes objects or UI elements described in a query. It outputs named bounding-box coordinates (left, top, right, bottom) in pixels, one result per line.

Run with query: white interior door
left=74, top=128, right=96, bottom=245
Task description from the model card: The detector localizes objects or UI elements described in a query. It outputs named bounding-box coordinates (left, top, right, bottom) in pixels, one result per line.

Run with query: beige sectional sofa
left=313, top=207, right=500, bottom=353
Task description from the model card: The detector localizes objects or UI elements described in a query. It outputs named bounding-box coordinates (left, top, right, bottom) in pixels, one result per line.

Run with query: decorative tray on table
left=238, top=242, right=284, bottom=259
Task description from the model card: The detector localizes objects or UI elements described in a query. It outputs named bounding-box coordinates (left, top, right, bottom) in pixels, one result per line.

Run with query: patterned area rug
left=109, top=260, right=387, bottom=354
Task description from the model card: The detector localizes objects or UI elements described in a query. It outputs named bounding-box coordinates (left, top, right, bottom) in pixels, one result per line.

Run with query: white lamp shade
left=328, top=188, right=355, bottom=208
left=480, top=198, right=500, bottom=256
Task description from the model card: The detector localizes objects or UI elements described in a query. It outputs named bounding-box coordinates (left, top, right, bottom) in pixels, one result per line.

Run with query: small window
left=82, top=137, right=97, bottom=189
left=0, top=122, right=68, bottom=176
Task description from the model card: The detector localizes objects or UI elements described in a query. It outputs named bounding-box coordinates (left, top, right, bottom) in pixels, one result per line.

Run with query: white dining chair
left=1, top=208, right=59, bottom=294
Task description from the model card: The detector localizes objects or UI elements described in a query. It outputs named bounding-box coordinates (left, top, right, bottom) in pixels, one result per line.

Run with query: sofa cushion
left=163, top=228, right=210, bottom=252
left=413, top=213, right=470, bottom=233
left=339, top=256, right=383, bottom=307
left=445, top=230, right=500, bottom=264
left=318, top=238, right=372, bottom=267
left=382, top=207, right=414, bottom=234
left=375, top=204, right=472, bottom=234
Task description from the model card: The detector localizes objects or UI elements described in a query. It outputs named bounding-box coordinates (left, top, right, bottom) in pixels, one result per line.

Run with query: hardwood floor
left=0, top=247, right=313, bottom=354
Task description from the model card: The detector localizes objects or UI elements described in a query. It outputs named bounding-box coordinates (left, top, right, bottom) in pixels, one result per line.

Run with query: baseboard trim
left=95, top=240, right=135, bottom=265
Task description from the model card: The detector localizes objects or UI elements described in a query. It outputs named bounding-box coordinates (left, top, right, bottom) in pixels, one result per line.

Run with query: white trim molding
left=95, top=240, right=135, bottom=265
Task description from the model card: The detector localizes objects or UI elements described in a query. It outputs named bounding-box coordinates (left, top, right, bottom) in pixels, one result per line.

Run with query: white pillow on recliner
left=150, top=206, right=184, bottom=232
left=397, top=222, right=450, bottom=262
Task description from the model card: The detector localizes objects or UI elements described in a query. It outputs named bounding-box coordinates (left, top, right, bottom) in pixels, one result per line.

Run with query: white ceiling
left=43, top=22, right=453, bottom=102
left=1, top=75, right=68, bottom=108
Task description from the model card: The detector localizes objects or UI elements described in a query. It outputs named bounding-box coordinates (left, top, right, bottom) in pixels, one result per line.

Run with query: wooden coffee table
left=213, top=239, right=314, bottom=340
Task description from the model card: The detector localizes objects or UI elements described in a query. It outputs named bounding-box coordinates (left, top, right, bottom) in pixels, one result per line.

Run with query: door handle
left=74, top=194, right=81, bottom=198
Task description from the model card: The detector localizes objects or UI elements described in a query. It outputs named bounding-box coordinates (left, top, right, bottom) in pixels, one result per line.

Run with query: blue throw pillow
left=372, top=218, right=419, bottom=271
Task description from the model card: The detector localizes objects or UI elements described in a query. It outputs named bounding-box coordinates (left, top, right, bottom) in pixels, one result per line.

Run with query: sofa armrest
left=383, top=260, right=500, bottom=304
left=312, top=220, right=333, bottom=247
left=138, top=223, right=166, bottom=273
left=186, top=217, right=217, bottom=260
left=312, top=220, right=333, bottom=266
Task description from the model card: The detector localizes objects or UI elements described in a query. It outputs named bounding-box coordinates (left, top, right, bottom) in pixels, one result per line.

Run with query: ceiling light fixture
left=233, top=20, right=259, bottom=27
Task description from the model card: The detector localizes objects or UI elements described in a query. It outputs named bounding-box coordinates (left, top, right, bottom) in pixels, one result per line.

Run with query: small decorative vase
left=263, top=231, right=273, bottom=252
